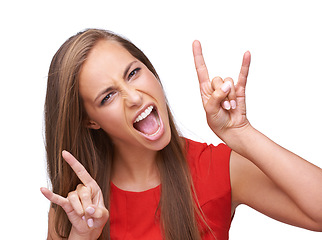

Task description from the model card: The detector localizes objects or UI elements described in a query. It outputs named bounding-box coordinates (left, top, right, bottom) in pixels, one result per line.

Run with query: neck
left=111, top=145, right=160, bottom=192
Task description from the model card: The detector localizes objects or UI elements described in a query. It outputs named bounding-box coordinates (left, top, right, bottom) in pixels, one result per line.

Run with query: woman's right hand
left=41, top=151, right=109, bottom=240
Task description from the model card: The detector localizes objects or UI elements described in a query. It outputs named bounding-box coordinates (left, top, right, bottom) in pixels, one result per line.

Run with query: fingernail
left=221, top=81, right=231, bottom=93
left=223, top=100, right=231, bottom=110
left=82, top=216, right=86, bottom=221
left=87, top=218, right=94, bottom=228
left=230, top=100, right=237, bottom=109
left=86, top=207, right=95, bottom=215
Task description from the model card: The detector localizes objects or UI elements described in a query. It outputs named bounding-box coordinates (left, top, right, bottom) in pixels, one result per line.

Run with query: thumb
left=205, top=78, right=231, bottom=113
left=85, top=206, right=109, bottom=229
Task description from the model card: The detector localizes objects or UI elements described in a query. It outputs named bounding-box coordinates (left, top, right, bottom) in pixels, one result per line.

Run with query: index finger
left=192, top=40, right=210, bottom=85
left=62, top=150, right=98, bottom=190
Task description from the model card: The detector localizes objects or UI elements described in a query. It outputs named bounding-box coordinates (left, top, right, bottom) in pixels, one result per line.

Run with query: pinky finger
left=40, top=187, right=72, bottom=213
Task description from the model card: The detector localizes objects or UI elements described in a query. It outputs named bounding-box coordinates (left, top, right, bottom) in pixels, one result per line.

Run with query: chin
left=157, top=131, right=172, bottom=151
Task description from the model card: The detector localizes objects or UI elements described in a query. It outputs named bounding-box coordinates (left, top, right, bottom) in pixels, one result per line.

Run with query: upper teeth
left=134, top=106, right=153, bottom=123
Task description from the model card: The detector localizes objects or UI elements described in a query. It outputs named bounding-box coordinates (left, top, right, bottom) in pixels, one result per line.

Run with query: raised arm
left=192, top=40, right=322, bottom=231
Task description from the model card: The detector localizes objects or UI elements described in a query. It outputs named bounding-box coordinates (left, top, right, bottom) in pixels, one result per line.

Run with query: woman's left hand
left=192, top=40, right=252, bottom=140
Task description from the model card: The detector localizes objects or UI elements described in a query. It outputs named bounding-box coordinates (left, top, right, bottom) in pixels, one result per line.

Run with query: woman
left=41, top=28, right=322, bottom=240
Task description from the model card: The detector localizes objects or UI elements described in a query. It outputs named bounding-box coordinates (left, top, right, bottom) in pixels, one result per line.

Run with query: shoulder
left=184, top=138, right=230, bottom=156
left=184, top=138, right=231, bottom=171
left=183, top=138, right=231, bottom=187
left=183, top=138, right=232, bottom=230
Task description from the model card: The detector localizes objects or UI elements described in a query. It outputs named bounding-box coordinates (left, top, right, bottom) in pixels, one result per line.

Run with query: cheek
left=145, top=79, right=166, bottom=101
left=99, top=117, right=130, bottom=141
left=96, top=108, right=126, bottom=131
left=84, top=102, right=124, bottom=133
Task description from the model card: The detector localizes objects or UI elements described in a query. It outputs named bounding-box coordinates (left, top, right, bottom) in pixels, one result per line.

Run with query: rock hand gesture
left=41, top=151, right=109, bottom=240
left=192, top=40, right=251, bottom=141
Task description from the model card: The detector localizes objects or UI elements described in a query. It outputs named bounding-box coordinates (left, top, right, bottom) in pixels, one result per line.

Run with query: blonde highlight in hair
left=45, top=28, right=210, bottom=239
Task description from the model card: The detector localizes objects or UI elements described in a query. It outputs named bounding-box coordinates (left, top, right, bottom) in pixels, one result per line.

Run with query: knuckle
left=80, top=191, right=91, bottom=200
left=86, top=182, right=96, bottom=191
left=224, top=77, right=233, bottom=82
left=211, top=77, right=225, bottom=91
left=104, top=209, right=110, bottom=219
left=76, top=184, right=85, bottom=191
left=67, top=191, right=77, bottom=200
left=75, top=208, right=84, bottom=216
left=224, top=78, right=235, bottom=88
left=212, top=76, right=223, bottom=82
left=213, top=89, right=226, bottom=100
left=94, top=208, right=103, bottom=219
left=76, top=184, right=92, bottom=200
left=97, top=208, right=109, bottom=222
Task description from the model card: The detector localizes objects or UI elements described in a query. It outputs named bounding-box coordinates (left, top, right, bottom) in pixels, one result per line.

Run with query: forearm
left=225, top=124, right=322, bottom=223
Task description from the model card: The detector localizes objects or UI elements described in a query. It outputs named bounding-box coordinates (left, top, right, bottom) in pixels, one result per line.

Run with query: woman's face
left=79, top=40, right=171, bottom=152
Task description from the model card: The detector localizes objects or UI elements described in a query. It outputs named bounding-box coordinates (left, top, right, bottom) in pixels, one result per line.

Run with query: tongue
left=134, top=112, right=159, bottom=135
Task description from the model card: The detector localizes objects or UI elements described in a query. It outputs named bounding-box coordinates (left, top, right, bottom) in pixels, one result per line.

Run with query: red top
left=110, top=138, right=232, bottom=240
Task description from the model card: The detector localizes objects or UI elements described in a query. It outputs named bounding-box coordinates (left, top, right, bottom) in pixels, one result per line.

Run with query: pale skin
left=41, top=40, right=322, bottom=239
left=192, top=40, right=322, bottom=231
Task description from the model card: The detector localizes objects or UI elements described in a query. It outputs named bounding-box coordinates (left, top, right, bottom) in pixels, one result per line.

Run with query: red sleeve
left=185, top=138, right=232, bottom=240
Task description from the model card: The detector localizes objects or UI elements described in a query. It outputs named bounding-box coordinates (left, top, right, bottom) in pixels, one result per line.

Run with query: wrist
left=222, top=124, right=276, bottom=165
left=220, top=123, right=257, bottom=154
left=68, top=227, right=98, bottom=240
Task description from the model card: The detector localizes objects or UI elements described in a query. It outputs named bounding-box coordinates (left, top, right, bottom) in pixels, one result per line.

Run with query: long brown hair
left=45, top=29, right=204, bottom=239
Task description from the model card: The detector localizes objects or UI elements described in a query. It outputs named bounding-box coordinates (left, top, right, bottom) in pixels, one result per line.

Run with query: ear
left=86, top=120, right=101, bottom=130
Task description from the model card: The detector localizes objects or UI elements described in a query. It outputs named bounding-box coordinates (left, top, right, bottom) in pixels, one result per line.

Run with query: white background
left=1, top=0, right=321, bottom=239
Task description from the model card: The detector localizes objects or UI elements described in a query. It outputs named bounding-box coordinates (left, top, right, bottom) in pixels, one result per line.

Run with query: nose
left=124, top=86, right=143, bottom=108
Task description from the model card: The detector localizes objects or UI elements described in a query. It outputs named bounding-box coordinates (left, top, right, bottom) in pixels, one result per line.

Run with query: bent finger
left=76, top=184, right=93, bottom=214
left=68, top=190, right=85, bottom=216
left=88, top=207, right=109, bottom=229
left=223, top=78, right=237, bottom=110
left=211, top=76, right=224, bottom=91
left=85, top=206, right=107, bottom=219
left=204, top=77, right=230, bottom=113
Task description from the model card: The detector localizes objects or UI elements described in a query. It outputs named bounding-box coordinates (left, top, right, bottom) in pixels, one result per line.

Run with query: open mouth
left=133, top=105, right=161, bottom=136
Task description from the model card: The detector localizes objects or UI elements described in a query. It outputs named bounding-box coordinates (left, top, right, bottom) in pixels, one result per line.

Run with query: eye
left=100, top=91, right=115, bottom=105
left=128, top=67, right=141, bottom=81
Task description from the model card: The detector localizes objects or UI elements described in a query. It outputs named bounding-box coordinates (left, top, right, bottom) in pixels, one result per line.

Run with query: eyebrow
left=94, top=60, right=138, bottom=103
left=123, top=60, right=137, bottom=79
left=94, top=87, right=114, bottom=103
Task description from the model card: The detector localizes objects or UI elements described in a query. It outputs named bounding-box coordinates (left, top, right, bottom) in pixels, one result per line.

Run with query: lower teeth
left=146, top=126, right=160, bottom=137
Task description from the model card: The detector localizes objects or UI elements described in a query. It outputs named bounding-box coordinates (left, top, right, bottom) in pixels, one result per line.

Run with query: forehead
left=81, top=40, right=135, bottom=78
left=79, top=40, right=137, bottom=96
